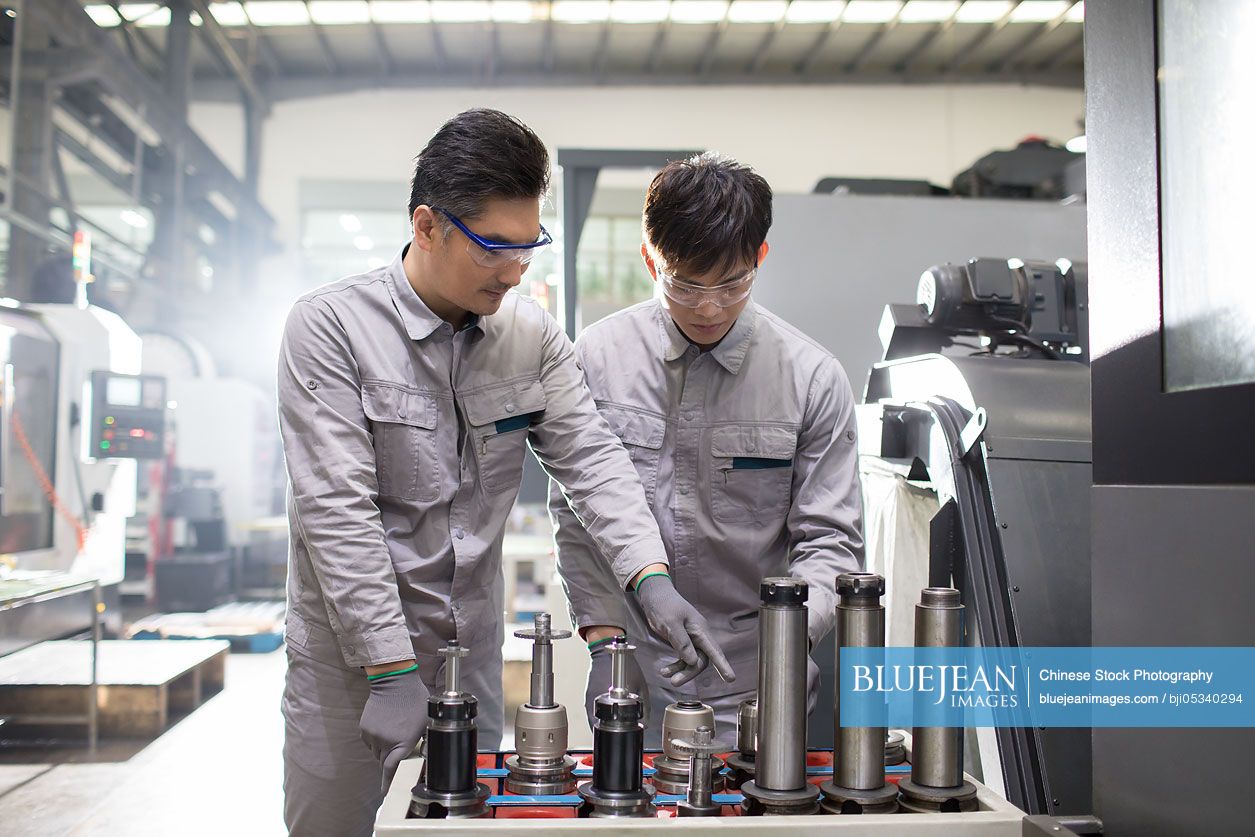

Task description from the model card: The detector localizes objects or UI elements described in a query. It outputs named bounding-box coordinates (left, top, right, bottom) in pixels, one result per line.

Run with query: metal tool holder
left=576, top=637, right=656, bottom=818
left=724, top=697, right=758, bottom=791
left=821, top=572, right=899, bottom=815
left=672, top=725, right=723, bottom=817
left=409, top=641, right=492, bottom=819
left=505, top=613, right=578, bottom=795
left=741, top=578, right=820, bottom=816
left=897, top=587, right=979, bottom=814
left=651, top=700, right=726, bottom=795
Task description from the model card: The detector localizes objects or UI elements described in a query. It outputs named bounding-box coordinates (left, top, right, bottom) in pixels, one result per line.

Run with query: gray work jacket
left=550, top=299, right=864, bottom=693
left=278, top=248, right=666, bottom=673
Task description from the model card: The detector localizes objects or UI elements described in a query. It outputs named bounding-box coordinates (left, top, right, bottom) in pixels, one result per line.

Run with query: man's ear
left=756, top=240, right=770, bottom=268
left=641, top=243, right=659, bottom=282
left=412, top=206, right=438, bottom=253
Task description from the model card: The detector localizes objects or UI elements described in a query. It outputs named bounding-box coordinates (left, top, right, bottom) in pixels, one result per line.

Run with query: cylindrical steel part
left=531, top=641, right=554, bottom=708
left=912, top=587, right=964, bottom=789
left=426, top=725, right=478, bottom=794
left=445, top=653, right=462, bottom=695
left=688, top=753, right=714, bottom=807
left=662, top=701, right=715, bottom=759
left=737, top=698, right=758, bottom=755
left=835, top=572, right=886, bottom=791
left=756, top=580, right=809, bottom=792
left=592, top=723, right=644, bottom=794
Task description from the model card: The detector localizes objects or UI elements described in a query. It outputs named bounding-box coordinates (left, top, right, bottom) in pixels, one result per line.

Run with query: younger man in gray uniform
left=550, top=153, right=864, bottom=744
left=278, top=111, right=731, bottom=837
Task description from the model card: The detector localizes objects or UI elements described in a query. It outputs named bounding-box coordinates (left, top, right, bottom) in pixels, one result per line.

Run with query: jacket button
left=398, top=409, right=406, bottom=418
left=747, top=441, right=756, bottom=451
left=505, top=403, right=515, bottom=413
left=454, top=528, right=465, bottom=540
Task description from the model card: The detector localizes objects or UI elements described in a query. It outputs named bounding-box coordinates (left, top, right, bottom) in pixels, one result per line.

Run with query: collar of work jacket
left=658, top=298, right=758, bottom=374
left=385, top=245, right=483, bottom=341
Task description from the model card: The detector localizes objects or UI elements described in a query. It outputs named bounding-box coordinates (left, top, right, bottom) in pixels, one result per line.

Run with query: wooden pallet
left=0, top=639, right=228, bottom=738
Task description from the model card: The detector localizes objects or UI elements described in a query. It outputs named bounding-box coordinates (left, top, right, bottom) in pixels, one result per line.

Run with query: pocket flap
left=463, top=377, right=547, bottom=428
left=711, top=425, right=797, bottom=460
left=361, top=382, right=436, bottom=429
left=601, top=404, right=666, bottom=450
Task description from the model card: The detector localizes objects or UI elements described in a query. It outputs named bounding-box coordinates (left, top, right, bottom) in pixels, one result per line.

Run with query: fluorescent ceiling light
left=210, top=3, right=250, bottom=26
left=430, top=1, right=491, bottom=22
left=1065, top=134, right=1086, bottom=153
left=369, top=2, right=432, bottom=23
left=354, top=235, right=375, bottom=251
left=728, top=1, right=788, bottom=23
left=309, top=1, right=372, bottom=24
left=553, top=0, right=610, bottom=23
left=954, top=0, right=1011, bottom=22
left=244, top=2, right=312, bottom=25
left=785, top=1, right=846, bottom=23
left=340, top=214, right=363, bottom=233
left=120, top=210, right=149, bottom=229
left=492, top=1, right=539, bottom=22
left=85, top=5, right=123, bottom=27
left=610, top=0, right=670, bottom=23
left=1009, top=0, right=1069, bottom=22
left=842, top=0, right=901, bottom=23
left=1065, top=1, right=1083, bottom=23
left=670, top=1, right=730, bottom=24
left=898, top=1, right=958, bottom=23
left=119, top=4, right=170, bottom=26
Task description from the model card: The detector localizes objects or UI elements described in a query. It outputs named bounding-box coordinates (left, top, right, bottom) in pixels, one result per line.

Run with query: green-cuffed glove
left=359, top=666, right=429, bottom=793
left=634, top=574, right=735, bottom=687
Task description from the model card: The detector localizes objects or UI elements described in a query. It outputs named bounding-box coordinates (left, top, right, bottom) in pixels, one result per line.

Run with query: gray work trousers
left=282, top=619, right=503, bottom=837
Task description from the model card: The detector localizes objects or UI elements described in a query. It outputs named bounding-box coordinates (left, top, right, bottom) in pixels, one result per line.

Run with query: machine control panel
left=89, top=371, right=166, bottom=460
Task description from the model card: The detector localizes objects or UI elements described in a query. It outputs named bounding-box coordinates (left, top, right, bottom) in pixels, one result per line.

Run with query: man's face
left=644, top=241, right=768, bottom=349
left=412, top=196, right=542, bottom=319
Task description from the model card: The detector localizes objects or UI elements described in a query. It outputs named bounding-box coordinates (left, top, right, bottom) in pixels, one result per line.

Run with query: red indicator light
left=129, top=428, right=145, bottom=438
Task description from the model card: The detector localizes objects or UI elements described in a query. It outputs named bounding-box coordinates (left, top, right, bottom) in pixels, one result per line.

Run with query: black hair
left=642, top=152, right=773, bottom=278
left=408, top=109, right=550, bottom=228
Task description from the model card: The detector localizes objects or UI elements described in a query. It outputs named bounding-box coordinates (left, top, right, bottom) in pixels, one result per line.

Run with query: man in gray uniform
left=278, top=110, right=732, bottom=837
left=550, top=153, right=864, bottom=745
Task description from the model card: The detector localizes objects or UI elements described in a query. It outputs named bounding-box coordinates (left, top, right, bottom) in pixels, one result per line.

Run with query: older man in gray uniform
left=278, top=111, right=732, bottom=837
left=550, top=153, right=864, bottom=746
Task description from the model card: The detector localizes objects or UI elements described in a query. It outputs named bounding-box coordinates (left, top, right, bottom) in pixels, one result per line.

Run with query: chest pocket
left=600, top=404, right=666, bottom=506
left=709, top=424, right=798, bottom=525
left=362, top=382, right=439, bottom=502
left=463, top=377, right=547, bottom=495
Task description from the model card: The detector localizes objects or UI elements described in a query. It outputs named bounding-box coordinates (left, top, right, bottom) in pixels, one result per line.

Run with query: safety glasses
left=657, top=265, right=757, bottom=309
left=433, top=207, right=552, bottom=269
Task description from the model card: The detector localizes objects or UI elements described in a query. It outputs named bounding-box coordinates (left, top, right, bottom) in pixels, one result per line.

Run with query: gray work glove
left=634, top=574, right=735, bottom=687
left=585, top=637, right=650, bottom=727
left=359, top=668, right=430, bottom=793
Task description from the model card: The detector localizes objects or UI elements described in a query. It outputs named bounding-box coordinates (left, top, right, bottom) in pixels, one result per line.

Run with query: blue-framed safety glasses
left=433, top=206, right=552, bottom=268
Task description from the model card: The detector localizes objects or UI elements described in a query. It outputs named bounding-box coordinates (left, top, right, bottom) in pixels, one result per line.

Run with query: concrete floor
left=0, top=650, right=286, bottom=837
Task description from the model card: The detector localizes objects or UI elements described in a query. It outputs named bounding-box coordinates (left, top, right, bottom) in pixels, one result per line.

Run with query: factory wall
left=188, top=82, right=1084, bottom=295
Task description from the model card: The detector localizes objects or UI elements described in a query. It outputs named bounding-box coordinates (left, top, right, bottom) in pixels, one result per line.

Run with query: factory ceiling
left=82, top=1, right=1085, bottom=101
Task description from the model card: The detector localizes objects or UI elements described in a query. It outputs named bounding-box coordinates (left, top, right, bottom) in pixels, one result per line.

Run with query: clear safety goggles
left=434, top=206, right=552, bottom=269
left=658, top=265, right=757, bottom=309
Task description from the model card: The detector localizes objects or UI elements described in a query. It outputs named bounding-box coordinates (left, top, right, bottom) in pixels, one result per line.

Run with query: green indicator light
left=100, top=441, right=110, bottom=450
left=105, top=416, right=115, bottom=425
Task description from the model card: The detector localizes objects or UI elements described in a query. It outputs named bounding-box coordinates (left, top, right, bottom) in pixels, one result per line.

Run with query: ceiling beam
left=986, top=11, right=1073, bottom=73
left=795, top=16, right=844, bottom=75
left=697, top=13, right=732, bottom=76
left=845, top=7, right=906, bottom=74
left=186, top=0, right=268, bottom=113
left=748, top=0, right=794, bottom=75
left=645, top=20, right=672, bottom=74
left=302, top=1, right=341, bottom=75
left=940, top=0, right=1023, bottom=73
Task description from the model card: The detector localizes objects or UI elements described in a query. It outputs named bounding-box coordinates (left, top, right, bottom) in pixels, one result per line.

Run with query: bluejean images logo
left=851, top=661, right=1020, bottom=709
left=840, top=647, right=1255, bottom=729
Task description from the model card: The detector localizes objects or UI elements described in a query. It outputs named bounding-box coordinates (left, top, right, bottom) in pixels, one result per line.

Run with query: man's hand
left=359, top=664, right=429, bottom=793
left=633, top=574, right=735, bottom=687
left=585, top=635, right=650, bottom=725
